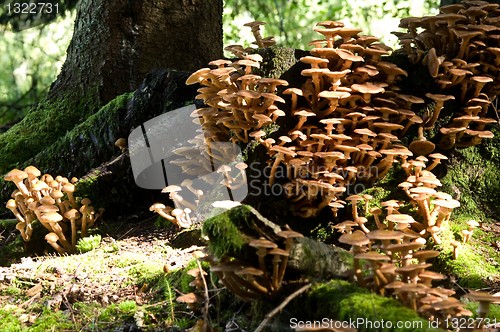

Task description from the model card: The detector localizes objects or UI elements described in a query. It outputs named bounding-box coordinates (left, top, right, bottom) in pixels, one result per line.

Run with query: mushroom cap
left=176, top=292, right=199, bottom=304
left=419, top=270, right=446, bottom=281
left=40, top=211, right=63, bottom=223
left=44, top=232, right=60, bottom=242
left=412, top=250, right=440, bottom=260
left=366, top=229, right=405, bottom=241
left=4, top=169, right=28, bottom=182
left=64, top=209, right=80, bottom=219
left=62, top=183, right=75, bottom=193
left=464, top=291, right=500, bottom=304
left=162, top=185, right=182, bottom=193
left=395, top=263, right=432, bottom=274
left=185, top=68, right=210, bottom=85
left=37, top=204, right=59, bottom=213
left=40, top=196, right=56, bottom=206
left=277, top=229, right=304, bottom=239
left=409, top=186, right=436, bottom=196
left=269, top=248, right=289, bottom=256
left=6, top=199, right=17, bottom=209
left=351, top=82, right=385, bottom=94
left=432, top=199, right=460, bottom=209
left=270, top=145, right=297, bottom=157
left=386, top=241, right=425, bottom=252
left=354, top=251, right=390, bottom=261
left=409, top=140, right=435, bottom=156
left=339, top=230, right=370, bottom=246
left=24, top=165, right=41, bottom=178
left=235, top=267, right=264, bottom=276
left=249, top=238, right=277, bottom=249
left=466, top=219, right=480, bottom=228
left=385, top=214, right=416, bottom=224
left=80, top=197, right=92, bottom=206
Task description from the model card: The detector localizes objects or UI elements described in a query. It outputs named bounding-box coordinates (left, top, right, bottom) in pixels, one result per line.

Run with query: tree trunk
left=50, top=0, right=223, bottom=105
left=0, top=0, right=222, bottom=175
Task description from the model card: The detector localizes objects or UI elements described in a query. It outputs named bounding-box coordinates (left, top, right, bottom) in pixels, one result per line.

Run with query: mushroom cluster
left=186, top=54, right=288, bottom=145
left=330, top=154, right=482, bottom=324
left=259, top=21, right=430, bottom=218
left=149, top=161, right=249, bottom=228
left=4, top=166, right=102, bottom=254
left=396, top=0, right=499, bottom=149
left=206, top=226, right=303, bottom=300
left=336, top=213, right=471, bottom=324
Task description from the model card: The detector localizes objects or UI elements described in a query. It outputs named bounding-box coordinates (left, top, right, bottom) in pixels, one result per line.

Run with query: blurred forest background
left=0, top=0, right=439, bottom=133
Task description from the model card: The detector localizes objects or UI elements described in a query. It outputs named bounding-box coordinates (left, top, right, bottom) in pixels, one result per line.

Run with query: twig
left=492, top=99, right=500, bottom=127
left=62, top=292, right=77, bottom=328
left=254, top=283, right=312, bottom=332
left=197, top=259, right=210, bottom=331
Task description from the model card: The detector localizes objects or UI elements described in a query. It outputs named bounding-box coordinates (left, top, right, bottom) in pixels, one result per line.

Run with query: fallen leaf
left=26, top=283, right=43, bottom=297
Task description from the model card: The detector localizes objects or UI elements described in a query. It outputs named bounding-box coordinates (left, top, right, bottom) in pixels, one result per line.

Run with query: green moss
left=466, top=302, right=500, bottom=320
left=0, top=87, right=99, bottom=173
left=255, top=47, right=300, bottom=79
left=0, top=307, right=23, bottom=332
left=435, top=241, right=499, bottom=288
left=27, top=309, right=74, bottom=332
left=76, top=234, right=102, bottom=253
left=202, top=205, right=251, bottom=258
left=98, top=301, right=137, bottom=325
left=441, top=126, right=500, bottom=221
left=295, top=280, right=444, bottom=332
left=28, top=92, right=133, bottom=175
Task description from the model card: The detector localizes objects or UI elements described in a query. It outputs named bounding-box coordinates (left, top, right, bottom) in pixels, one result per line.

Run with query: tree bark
left=49, top=0, right=223, bottom=105
left=0, top=0, right=222, bottom=175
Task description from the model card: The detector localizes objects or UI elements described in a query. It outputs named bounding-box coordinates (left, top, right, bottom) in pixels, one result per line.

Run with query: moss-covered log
left=287, top=279, right=445, bottom=332
left=0, top=69, right=198, bottom=216
left=202, top=205, right=353, bottom=279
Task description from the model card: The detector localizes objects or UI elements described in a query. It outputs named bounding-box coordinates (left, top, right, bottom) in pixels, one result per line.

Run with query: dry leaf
left=26, top=283, right=43, bottom=297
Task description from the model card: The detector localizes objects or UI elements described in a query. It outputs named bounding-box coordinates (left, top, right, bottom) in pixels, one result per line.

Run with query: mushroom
left=464, top=291, right=500, bottom=324
left=268, top=248, right=289, bottom=291
left=161, top=185, right=197, bottom=211
left=451, top=240, right=460, bottom=259
left=424, top=93, right=455, bottom=130
left=276, top=228, right=303, bottom=285
left=114, top=138, right=127, bottom=153
left=248, top=238, right=277, bottom=286
left=176, top=292, right=200, bottom=311
left=6, top=199, right=25, bottom=224
left=4, top=169, right=29, bottom=196
left=45, top=232, right=66, bottom=255
left=64, top=209, right=81, bottom=248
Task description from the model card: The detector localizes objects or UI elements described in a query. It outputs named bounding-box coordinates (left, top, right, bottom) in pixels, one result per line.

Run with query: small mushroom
left=45, top=232, right=66, bottom=254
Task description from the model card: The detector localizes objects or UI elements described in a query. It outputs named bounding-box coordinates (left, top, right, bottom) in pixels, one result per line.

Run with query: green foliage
left=223, top=0, right=439, bottom=51
left=76, top=234, right=102, bottom=253
left=0, top=13, right=74, bottom=127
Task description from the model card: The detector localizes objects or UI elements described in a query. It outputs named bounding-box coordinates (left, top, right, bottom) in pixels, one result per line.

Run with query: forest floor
left=1, top=213, right=500, bottom=331
left=0, top=217, right=227, bottom=331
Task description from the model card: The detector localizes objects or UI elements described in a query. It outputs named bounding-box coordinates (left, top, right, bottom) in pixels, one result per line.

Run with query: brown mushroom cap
left=366, top=230, right=405, bottom=241
left=339, top=230, right=370, bottom=246
left=277, top=230, right=304, bottom=239
left=4, top=169, right=28, bottom=182
left=249, top=238, right=277, bottom=249
left=354, top=251, right=390, bottom=261
left=177, top=292, right=199, bottom=304
left=464, top=291, right=500, bottom=304
left=385, top=214, right=416, bottom=224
